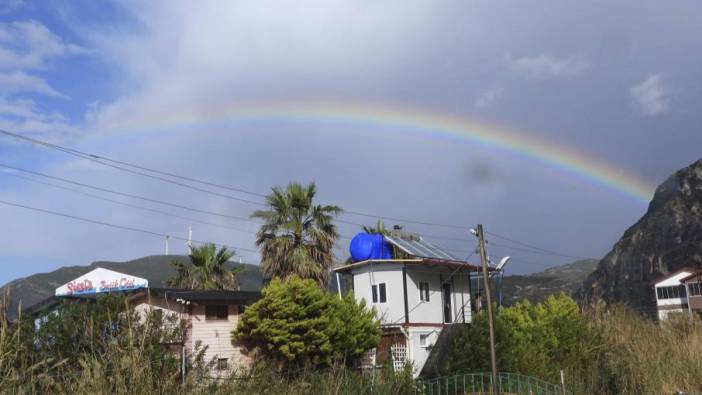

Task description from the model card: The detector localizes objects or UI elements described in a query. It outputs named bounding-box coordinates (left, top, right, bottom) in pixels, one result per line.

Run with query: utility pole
left=165, top=235, right=170, bottom=255
left=477, top=224, right=499, bottom=395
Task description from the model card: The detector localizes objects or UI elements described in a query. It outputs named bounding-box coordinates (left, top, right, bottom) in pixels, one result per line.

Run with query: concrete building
left=334, top=233, right=485, bottom=377
left=51, top=267, right=260, bottom=373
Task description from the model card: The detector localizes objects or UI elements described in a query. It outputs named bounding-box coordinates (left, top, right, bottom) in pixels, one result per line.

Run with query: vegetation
left=252, top=182, right=342, bottom=286
left=443, top=293, right=702, bottom=394
left=233, top=276, right=381, bottom=372
left=0, top=290, right=404, bottom=394
left=0, top=293, right=187, bottom=393
left=6, top=285, right=702, bottom=393
left=362, top=219, right=388, bottom=235
left=169, top=243, right=242, bottom=290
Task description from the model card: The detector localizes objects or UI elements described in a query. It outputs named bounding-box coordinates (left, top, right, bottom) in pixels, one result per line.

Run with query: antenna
left=186, top=226, right=193, bottom=253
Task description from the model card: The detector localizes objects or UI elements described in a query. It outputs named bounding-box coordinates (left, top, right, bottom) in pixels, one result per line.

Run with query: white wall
left=405, top=268, right=471, bottom=324
left=351, top=263, right=472, bottom=325
left=352, top=264, right=405, bottom=324
left=407, top=326, right=441, bottom=376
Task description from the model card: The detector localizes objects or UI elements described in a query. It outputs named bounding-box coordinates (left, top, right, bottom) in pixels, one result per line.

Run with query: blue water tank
left=349, top=233, right=393, bottom=262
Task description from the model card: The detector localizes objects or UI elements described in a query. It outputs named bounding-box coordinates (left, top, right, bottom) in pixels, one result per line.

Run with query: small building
left=680, top=272, right=702, bottom=317
left=651, top=267, right=694, bottom=321
left=334, top=232, right=485, bottom=377
left=50, top=267, right=260, bottom=373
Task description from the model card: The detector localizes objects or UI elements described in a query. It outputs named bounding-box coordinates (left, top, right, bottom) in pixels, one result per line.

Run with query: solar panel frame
left=383, top=234, right=459, bottom=261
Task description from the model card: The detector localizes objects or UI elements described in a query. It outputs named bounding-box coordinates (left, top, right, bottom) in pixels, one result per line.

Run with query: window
left=691, top=283, right=701, bottom=296
left=371, top=283, right=387, bottom=304
left=419, top=281, right=430, bottom=302
left=657, top=285, right=688, bottom=300
left=419, top=333, right=429, bottom=347
left=216, top=358, right=228, bottom=370
left=205, top=305, right=228, bottom=320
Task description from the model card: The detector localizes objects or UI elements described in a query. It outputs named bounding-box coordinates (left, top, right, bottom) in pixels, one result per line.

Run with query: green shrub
left=233, top=276, right=381, bottom=371
left=443, top=294, right=601, bottom=387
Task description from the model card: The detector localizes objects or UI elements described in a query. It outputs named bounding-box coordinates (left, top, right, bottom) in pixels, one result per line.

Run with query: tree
left=442, top=309, right=517, bottom=374
left=252, top=182, right=342, bottom=286
left=169, top=243, right=242, bottom=290
left=443, top=294, right=600, bottom=384
left=233, top=276, right=380, bottom=371
left=362, top=219, right=388, bottom=235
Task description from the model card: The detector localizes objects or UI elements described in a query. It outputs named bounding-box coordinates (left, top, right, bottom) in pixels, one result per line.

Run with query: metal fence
left=421, top=372, right=566, bottom=395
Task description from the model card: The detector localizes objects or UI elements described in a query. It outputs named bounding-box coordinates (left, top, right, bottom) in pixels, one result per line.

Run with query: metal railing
left=420, top=371, right=566, bottom=395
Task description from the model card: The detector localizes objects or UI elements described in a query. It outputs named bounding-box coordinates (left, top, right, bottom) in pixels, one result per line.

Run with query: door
left=443, top=283, right=452, bottom=323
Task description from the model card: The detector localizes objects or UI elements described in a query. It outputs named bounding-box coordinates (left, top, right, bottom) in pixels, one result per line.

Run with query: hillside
left=500, top=259, right=598, bottom=305
left=580, top=159, right=702, bottom=313
left=0, top=255, right=263, bottom=319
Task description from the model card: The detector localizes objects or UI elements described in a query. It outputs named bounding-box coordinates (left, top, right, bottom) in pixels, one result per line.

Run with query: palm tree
left=169, top=243, right=242, bottom=290
left=362, top=219, right=388, bottom=235
left=252, top=182, right=342, bottom=286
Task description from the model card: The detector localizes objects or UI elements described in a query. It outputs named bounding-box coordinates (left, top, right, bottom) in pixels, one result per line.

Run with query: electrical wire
left=0, top=127, right=590, bottom=261
left=0, top=198, right=258, bottom=254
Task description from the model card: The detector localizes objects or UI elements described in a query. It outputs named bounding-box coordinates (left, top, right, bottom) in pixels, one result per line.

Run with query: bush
left=442, top=309, right=517, bottom=374
left=443, top=294, right=601, bottom=387
left=233, top=276, right=381, bottom=371
left=0, top=292, right=189, bottom=393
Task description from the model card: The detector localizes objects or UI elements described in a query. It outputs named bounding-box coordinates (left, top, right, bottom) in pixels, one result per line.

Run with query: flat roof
left=333, top=258, right=485, bottom=273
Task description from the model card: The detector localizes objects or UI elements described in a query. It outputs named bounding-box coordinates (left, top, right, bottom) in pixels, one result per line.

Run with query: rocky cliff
left=580, top=159, right=702, bottom=313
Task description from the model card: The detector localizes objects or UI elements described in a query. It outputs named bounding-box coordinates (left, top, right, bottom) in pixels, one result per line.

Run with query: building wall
left=407, top=326, right=441, bottom=376
left=351, top=263, right=473, bottom=325
left=688, top=295, right=702, bottom=311
left=131, top=294, right=251, bottom=372
left=352, top=264, right=406, bottom=324
left=405, top=268, right=471, bottom=325
left=190, top=303, right=251, bottom=371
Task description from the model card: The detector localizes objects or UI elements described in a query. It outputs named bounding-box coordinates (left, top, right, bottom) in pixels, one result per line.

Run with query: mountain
left=0, top=255, right=263, bottom=320
left=580, top=159, right=702, bottom=314
left=500, top=259, right=598, bottom=305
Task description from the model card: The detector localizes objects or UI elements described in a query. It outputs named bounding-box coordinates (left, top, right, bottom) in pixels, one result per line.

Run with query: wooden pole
left=477, top=224, right=499, bottom=395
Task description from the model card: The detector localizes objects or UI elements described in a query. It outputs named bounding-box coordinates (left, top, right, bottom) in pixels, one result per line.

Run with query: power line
left=0, top=198, right=258, bottom=254
left=0, top=162, right=260, bottom=225
left=486, top=231, right=589, bottom=260
left=0, top=128, right=588, bottom=260
left=0, top=128, right=470, bottom=229
left=0, top=128, right=269, bottom=204
left=0, top=162, right=487, bottom=246
left=0, top=170, right=383, bottom=246
left=488, top=241, right=590, bottom=260
left=0, top=172, right=259, bottom=236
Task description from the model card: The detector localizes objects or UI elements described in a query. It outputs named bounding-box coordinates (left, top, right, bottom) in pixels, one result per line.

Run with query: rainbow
left=100, top=101, right=655, bottom=205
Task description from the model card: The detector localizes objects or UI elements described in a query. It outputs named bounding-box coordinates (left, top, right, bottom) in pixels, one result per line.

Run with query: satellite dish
left=496, top=256, right=511, bottom=271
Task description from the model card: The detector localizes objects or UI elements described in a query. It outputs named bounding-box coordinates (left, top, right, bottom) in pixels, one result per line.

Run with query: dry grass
left=580, top=304, right=702, bottom=394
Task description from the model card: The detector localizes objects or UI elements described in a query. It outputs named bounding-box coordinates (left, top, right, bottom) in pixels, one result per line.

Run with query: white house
left=652, top=267, right=694, bottom=321
left=334, top=233, right=484, bottom=377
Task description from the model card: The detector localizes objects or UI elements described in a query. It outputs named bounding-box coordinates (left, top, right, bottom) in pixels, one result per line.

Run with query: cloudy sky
left=1, top=0, right=701, bottom=285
